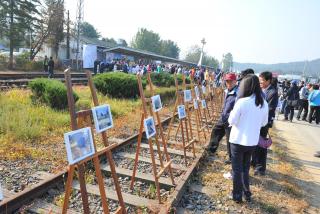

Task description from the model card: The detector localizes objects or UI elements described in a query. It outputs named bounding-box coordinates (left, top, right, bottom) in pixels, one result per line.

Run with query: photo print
left=194, top=99, right=199, bottom=109
left=64, top=127, right=95, bottom=165
left=144, top=117, right=156, bottom=139
left=194, top=86, right=200, bottom=100
left=201, top=99, right=207, bottom=109
left=92, top=104, right=113, bottom=133
left=151, top=95, right=163, bottom=112
left=177, top=105, right=186, bottom=119
left=184, top=90, right=192, bottom=102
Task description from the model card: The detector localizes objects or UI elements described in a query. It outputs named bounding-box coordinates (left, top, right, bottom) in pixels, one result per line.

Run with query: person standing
left=43, top=55, right=48, bottom=73
left=297, top=83, right=311, bottom=121
left=253, top=71, right=278, bottom=175
left=284, top=80, right=299, bottom=122
left=228, top=74, right=268, bottom=202
left=209, top=73, right=238, bottom=164
left=48, top=57, right=54, bottom=78
left=308, top=84, right=320, bottom=124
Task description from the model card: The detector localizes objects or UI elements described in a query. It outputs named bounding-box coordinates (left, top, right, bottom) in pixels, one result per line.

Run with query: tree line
left=0, top=0, right=232, bottom=70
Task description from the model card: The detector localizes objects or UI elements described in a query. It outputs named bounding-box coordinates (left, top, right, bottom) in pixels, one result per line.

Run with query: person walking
left=43, top=55, right=48, bottom=73
left=308, top=84, right=320, bottom=124
left=228, top=74, right=268, bottom=203
left=297, top=83, right=311, bottom=121
left=209, top=73, right=238, bottom=164
left=284, top=80, right=299, bottom=122
left=253, top=71, right=278, bottom=176
left=48, top=57, right=54, bottom=78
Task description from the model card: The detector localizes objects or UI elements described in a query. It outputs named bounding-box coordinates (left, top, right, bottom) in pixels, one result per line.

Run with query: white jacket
left=228, top=95, right=269, bottom=146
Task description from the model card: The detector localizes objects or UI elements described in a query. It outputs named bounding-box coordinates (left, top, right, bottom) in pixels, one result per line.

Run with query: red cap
left=224, top=73, right=237, bottom=81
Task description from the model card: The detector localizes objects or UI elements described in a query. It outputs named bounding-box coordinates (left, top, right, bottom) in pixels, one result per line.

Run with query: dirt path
left=275, top=115, right=320, bottom=211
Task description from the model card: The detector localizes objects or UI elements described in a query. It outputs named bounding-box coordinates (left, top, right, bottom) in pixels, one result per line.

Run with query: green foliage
left=28, top=78, right=79, bottom=110
left=184, top=45, right=219, bottom=69
left=222, top=52, right=233, bottom=72
left=176, top=74, right=191, bottom=85
left=93, top=72, right=146, bottom=99
left=80, top=21, right=101, bottom=39
left=160, top=40, right=180, bottom=58
left=147, top=72, right=175, bottom=87
left=145, top=87, right=176, bottom=104
left=0, top=89, right=69, bottom=142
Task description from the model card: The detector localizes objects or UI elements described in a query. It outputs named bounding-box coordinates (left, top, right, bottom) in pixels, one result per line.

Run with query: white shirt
left=228, top=95, right=269, bottom=146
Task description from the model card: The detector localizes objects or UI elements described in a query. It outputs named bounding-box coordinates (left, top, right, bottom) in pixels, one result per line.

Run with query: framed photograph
left=0, top=183, right=3, bottom=201
left=151, top=95, right=163, bottom=112
left=184, top=90, right=192, bottom=102
left=201, top=99, right=207, bottom=109
left=202, top=85, right=206, bottom=94
left=194, top=99, right=199, bottom=109
left=177, top=105, right=186, bottom=119
left=194, top=86, right=200, bottom=100
left=144, top=117, right=156, bottom=139
left=92, top=104, right=113, bottom=133
left=64, top=127, right=95, bottom=165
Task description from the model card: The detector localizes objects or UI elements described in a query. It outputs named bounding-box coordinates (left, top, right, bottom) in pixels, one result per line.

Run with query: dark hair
left=313, top=84, right=319, bottom=90
left=238, top=74, right=264, bottom=107
left=259, top=71, right=273, bottom=82
left=271, top=77, right=278, bottom=89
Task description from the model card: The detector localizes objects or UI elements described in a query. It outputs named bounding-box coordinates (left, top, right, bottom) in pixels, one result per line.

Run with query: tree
left=0, top=0, right=41, bottom=68
left=101, top=37, right=117, bottom=47
left=160, top=40, right=180, bottom=58
left=80, top=22, right=100, bottom=39
left=222, top=52, right=233, bottom=72
left=131, top=28, right=161, bottom=54
left=184, top=45, right=219, bottom=69
left=117, top=38, right=128, bottom=47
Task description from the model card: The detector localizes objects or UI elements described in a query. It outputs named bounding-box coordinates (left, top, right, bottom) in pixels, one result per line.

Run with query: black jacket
left=264, top=85, right=278, bottom=126
left=285, top=85, right=299, bottom=101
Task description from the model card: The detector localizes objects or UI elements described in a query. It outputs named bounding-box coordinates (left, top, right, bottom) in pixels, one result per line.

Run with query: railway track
left=0, top=105, right=221, bottom=214
left=0, top=71, right=87, bottom=89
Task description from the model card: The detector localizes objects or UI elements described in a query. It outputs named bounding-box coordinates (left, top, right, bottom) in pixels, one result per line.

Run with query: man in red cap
left=209, top=73, right=238, bottom=165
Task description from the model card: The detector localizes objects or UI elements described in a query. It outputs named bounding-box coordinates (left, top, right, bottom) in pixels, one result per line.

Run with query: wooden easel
left=130, top=73, right=175, bottom=204
left=62, top=69, right=126, bottom=214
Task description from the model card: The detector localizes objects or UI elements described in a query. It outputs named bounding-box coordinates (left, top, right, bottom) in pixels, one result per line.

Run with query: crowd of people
left=209, top=69, right=320, bottom=203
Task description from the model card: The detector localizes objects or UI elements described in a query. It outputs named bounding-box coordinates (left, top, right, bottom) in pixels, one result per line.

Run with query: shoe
left=290, top=119, right=293, bottom=122
left=244, top=191, right=252, bottom=202
left=314, top=152, right=320, bottom=158
left=283, top=118, right=288, bottom=121
left=254, top=170, right=265, bottom=176
left=302, top=118, right=307, bottom=121
left=209, top=146, right=217, bottom=153
left=296, top=117, right=300, bottom=121
left=224, top=160, right=231, bottom=165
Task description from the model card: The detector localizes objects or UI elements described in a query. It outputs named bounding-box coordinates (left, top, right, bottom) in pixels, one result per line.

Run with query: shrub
left=147, top=72, right=175, bottom=87
left=145, top=87, right=176, bottom=104
left=28, top=78, right=79, bottom=110
left=177, top=74, right=191, bottom=85
left=93, top=72, right=146, bottom=99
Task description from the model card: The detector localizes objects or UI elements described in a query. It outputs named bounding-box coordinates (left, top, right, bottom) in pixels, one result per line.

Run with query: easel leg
left=62, top=166, right=75, bottom=214
left=130, top=114, right=144, bottom=190
left=180, top=121, right=188, bottom=166
left=148, top=139, right=162, bottom=203
left=78, top=164, right=90, bottom=214
left=93, top=156, right=110, bottom=214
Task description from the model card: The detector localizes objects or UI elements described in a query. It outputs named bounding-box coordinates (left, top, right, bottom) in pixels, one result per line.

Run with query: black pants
left=285, top=105, right=295, bottom=120
left=230, top=143, right=255, bottom=200
left=252, top=126, right=269, bottom=173
left=308, top=106, right=320, bottom=124
left=209, top=121, right=231, bottom=160
left=44, top=65, right=48, bottom=72
left=297, top=99, right=308, bottom=120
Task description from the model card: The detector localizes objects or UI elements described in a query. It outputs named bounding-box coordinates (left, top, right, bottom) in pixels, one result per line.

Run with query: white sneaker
left=223, top=172, right=233, bottom=180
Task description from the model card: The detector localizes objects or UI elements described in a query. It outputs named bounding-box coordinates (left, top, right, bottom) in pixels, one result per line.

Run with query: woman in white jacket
left=228, top=74, right=268, bottom=203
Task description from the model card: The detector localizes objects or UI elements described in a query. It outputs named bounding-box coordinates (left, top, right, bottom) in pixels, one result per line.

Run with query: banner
left=83, top=44, right=97, bottom=68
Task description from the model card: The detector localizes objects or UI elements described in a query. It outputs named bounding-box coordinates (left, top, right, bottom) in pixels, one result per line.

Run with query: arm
left=268, top=89, right=278, bottom=111
left=262, top=101, right=269, bottom=127
left=228, top=99, right=241, bottom=126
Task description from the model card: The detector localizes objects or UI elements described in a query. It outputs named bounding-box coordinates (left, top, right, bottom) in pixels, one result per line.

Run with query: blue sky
left=65, top=0, right=320, bottom=64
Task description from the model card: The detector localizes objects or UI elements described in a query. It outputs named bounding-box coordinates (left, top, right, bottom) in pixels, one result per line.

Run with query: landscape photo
left=144, top=117, right=156, bottom=139
left=92, top=104, right=113, bottom=133
left=151, top=95, right=163, bottom=112
left=178, top=105, right=186, bottom=119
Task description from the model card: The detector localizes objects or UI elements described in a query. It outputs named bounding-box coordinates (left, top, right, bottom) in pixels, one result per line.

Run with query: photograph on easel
left=184, top=90, right=192, bottom=102
left=64, top=127, right=95, bottom=165
left=92, top=104, right=113, bottom=133
left=201, top=99, right=207, bottom=109
left=195, top=86, right=200, bottom=99
left=194, top=99, right=199, bottom=109
left=144, top=117, right=156, bottom=139
left=202, top=85, right=206, bottom=94
left=151, top=95, right=163, bottom=112
left=178, top=105, right=186, bottom=119
left=0, top=183, right=3, bottom=201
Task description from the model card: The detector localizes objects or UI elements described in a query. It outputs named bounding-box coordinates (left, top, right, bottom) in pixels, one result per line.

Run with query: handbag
left=287, top=100, right=298, bottom=107
left=258, top=133, right=272, bottom=149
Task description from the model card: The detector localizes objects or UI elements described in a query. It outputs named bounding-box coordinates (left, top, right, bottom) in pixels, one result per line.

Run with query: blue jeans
left=230, top=143, right=255, bottom=200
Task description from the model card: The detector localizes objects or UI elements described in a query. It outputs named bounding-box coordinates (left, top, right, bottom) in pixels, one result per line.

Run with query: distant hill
left=234, top=58, right=320, bottom=77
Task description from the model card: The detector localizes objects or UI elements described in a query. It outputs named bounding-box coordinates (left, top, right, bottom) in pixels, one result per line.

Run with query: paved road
left=275, top=114, right=320, bottom=210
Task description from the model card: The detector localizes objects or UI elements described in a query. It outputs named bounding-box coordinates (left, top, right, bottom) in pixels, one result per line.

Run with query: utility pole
left=197, top=38, right=206, bottom=67
left=75, top=0, right=84, bottom=71
left=66, top=10, right=70, bottom=60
